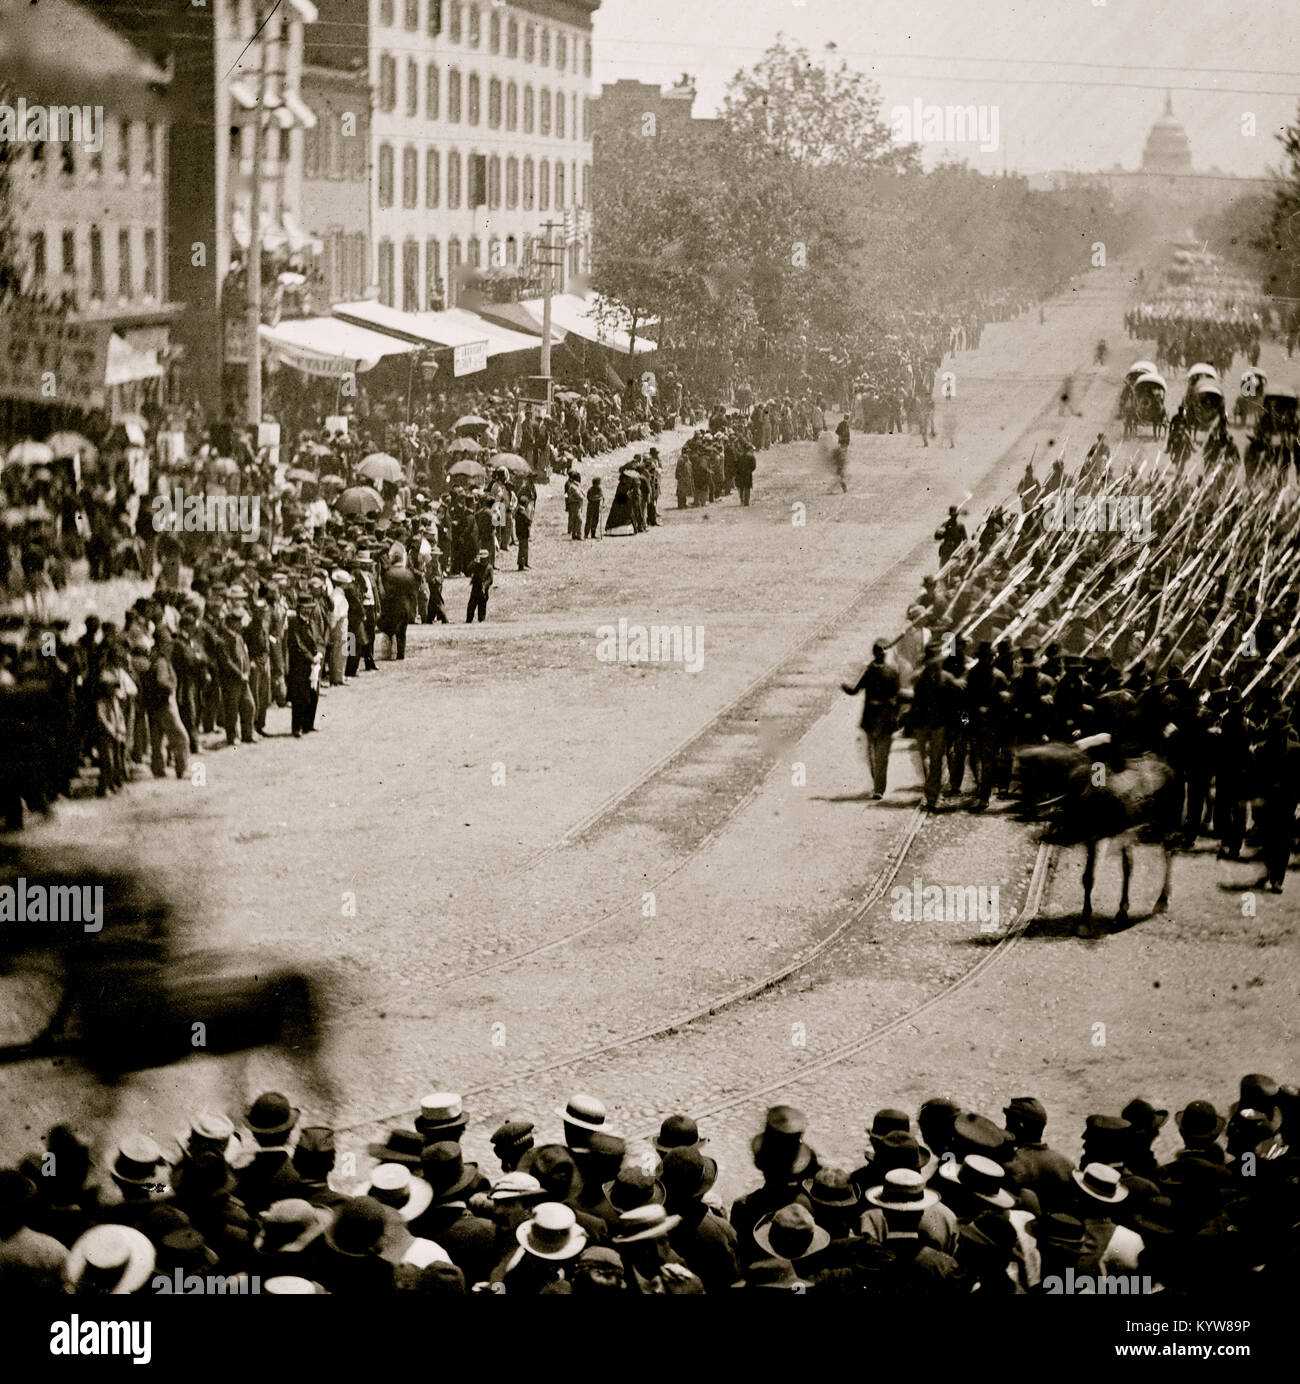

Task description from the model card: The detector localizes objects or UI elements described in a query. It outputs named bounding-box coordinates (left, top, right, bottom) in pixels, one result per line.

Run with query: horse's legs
left=1156, top=844, right=1172, bottom=912
left=1081, top=840, right=1096, bottom=924
left=1117, top=844, right=1132, bottom=922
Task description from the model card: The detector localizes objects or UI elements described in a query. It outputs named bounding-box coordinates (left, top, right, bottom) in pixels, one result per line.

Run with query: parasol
left=489, top=452, right=531, bottom=476
left=5, top=439, right=53, bottom=467
left=336, top=485, right=384, bottom=516
left=45, top=431, right=98, bottom=463
left=286, top=467, right=319, bottom=483
left=446, top=459, right=486, bottom=481
left=452, top=415, right=490, bottom=433
left=448, top=436, right=483, bottom=455
left=319, top=473, right=347, bottom=491
left=358, top=453, right=404, bottom=484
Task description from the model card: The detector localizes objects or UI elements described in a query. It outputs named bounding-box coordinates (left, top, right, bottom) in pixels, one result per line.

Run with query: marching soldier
left=843, top=641, right=901, bottom=799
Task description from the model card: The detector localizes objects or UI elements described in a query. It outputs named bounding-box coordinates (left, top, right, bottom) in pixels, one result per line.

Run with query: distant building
left=592, top=75, right=723, bottom=141
left=1026, top=94, right=1273, bottom=226
left=3, top=0, right=178, bottom=417
left=300, top=63, right=372, bottom=305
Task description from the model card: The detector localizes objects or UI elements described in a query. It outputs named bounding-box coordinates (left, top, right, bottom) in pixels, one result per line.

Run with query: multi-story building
left=310, top=0, right=598, bottom=314
left=300, top=62, right=373, bottom=305
left=97, top=0, right=321, bottom=418
left=4, top=0, right=178, bottom=412
left=592, top=75, right=723, bottom=142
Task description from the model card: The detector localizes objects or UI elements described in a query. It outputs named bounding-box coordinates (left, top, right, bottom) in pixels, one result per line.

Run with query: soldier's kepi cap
left=1004, top=1097, right=1048, bottom=1127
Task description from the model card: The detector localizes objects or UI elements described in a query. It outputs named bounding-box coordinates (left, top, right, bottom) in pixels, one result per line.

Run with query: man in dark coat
left=734, top=441, right=757, bottom=506
left=466, top=549, right=493, bottom=623
left=286, top=596, right=321, bottom=737
left=514, top=475, right=536, bottom=570
left=377, top=554, right=419, bottom=661
left=911, top=643, right=964, bottom=810
left=843, top=641, right=900, bottom=798
left=234, top=1093, right=304, bottom=1215
left=216, top=611, right=257, bottom=746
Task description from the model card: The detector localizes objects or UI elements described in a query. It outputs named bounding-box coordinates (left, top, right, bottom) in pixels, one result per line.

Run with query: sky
left=592, top=0, right=1299, bottom=178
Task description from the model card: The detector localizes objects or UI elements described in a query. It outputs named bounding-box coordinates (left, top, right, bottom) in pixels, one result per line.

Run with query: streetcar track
left=334, top=805, right=929, bottom=1133
left=629, top=841, right=1055, bottom=1138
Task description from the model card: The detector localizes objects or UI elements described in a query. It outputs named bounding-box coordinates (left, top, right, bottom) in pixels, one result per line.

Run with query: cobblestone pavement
left=3, top=258, right=1293, bottom=1199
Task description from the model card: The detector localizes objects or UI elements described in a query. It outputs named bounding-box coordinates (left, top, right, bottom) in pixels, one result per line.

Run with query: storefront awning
left=258, top=317, right=419, bottom=377
left=516, top=293, right=657, bottom=355
left=105, top=332, right=163, bottom=387
left=331, top=301, right=489, bottom=376
left=440, top=308, right=553, bottom=359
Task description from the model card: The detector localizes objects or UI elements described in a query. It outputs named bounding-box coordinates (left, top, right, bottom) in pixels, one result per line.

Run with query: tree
left=1255, top=103, right=1300, bottom=301
left=721, top=34, right=917, bottom=172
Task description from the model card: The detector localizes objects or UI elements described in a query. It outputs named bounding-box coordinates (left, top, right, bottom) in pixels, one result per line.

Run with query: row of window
left=20, top=119, right=159, bottom=180
left=303, top=116, right=368, bottom=182
left=377, top=145, right=590, bottom=213
left=376, top=231, right=583, bottom=312
left=26, top=225, right=159, bottom=303
left=376, top=0, right=592, bottom=76
left=379, top=59, right=592, bottom=140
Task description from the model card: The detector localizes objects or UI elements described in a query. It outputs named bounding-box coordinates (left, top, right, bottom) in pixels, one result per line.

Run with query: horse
left=1014, top=736, right=1177, bottom=932
left=0, top=849, right=341, bottom=1116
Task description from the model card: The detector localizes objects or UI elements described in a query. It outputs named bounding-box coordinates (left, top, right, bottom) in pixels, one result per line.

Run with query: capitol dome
left=1142, top=93, right=1193, bottom=175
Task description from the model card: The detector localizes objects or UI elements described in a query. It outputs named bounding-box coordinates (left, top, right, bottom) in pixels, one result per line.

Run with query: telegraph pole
left=538, top=218, right=565, bottom=413
left=246, top=6, right=279, bottom=429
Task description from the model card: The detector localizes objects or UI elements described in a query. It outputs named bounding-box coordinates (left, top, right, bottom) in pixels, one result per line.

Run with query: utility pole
left=538, top=218, right=565, bottom=414
left=246, top=4, right=279, bottom=430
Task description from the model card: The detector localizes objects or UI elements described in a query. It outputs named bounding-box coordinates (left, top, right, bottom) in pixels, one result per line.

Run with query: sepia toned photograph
left=0, top=0, right=1295, bottom=1360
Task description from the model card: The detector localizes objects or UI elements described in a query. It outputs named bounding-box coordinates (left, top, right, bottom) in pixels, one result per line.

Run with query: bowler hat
left=807, top=1166, right=861, bottom=1210
left=1176, top=1100, right=1226, bottom=1143
left=1031, top=1213, right=1087, bottom=1252
left=602, top=1165, right=665, bottom=1212
left=660, top=1146, right=718, bottom=1202
left=420, top=1141, right=480, bottom=1200
left=1121, top=1098, right=1169, bottom=1133
left=247, top=1091, right=298, bottom=1138
left=324, top=1198, right=388, bottom=1256
left=653, top=1114, right=706, bottom=1155
left=869, top=1108, right=911, bottom=1139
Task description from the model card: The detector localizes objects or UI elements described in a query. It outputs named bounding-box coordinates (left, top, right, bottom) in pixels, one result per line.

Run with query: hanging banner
left=0, top=306, right=112, bottom=410
left=453, top=340, right=488, bottom=376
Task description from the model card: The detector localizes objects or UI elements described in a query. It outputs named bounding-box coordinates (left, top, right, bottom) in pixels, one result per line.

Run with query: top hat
left=869, top=1108, right=912, bottom=1139
left=420, top=1141, right=480, bottom=1200
left=751, top=1105, right=814, bottom=1177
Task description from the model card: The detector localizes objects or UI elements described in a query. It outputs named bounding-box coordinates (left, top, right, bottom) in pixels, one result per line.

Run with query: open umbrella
left=448, top=436, right=483, bottom=455
left=319, top=473, right=347, bottom=491
left=296, top=440, right=334, bottom=458
left=489, top=452, right=531, bottom=476
left=447, top=459, right=486, bottom=482
left=45, top=431, right=98, bottom=463
left=336, top=485, right=384, bottom=516
left=453, top=415, right=490, bottom=434
left=358, top=452, right=404, bottom=484
left=286, top=467, right=319, bottom=483
left=5, top=439, right=53, bottom=467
